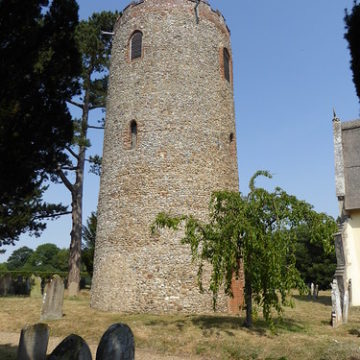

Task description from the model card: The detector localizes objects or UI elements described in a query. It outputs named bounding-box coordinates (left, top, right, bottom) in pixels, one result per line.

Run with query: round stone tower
left=90, top=0, right=240, bottom=313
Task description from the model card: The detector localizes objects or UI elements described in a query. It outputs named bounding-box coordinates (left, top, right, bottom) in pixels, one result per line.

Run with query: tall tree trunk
left=68, top=183, right=83, bottom=296
left=67, top=79, right=90, bottom=296
left=244, top=274, right=252, bottom=328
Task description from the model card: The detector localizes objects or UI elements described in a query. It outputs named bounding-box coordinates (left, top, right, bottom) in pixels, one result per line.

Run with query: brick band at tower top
left=90, top=0, right=240, bottom=313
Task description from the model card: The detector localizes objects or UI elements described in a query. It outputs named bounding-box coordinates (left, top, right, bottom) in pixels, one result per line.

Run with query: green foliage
left=24, top=243, right=61, bottom=272
left=153, top=171, right=337, bottom=326
left=82, top=212, right=97, bottom=276
left=0, top=0, right=81, bottom=245
left=0, top=187, right=69, bottom=246
left=51, top=248, right=70, bottom=272
left=88, top=155, right=102, bottom=176
left=295, top=224, right=336, bottom=290
left=6, top=243, right=69, bottom=273
left=6, top=246, right=34, bottom=270
left=345, top=1, right=360, bottom=103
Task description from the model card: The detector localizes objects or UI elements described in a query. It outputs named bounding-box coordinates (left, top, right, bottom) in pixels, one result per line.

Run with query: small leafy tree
left=153, top=171, right=337, bottom=327
left=345, top=1, right=360, bottom=103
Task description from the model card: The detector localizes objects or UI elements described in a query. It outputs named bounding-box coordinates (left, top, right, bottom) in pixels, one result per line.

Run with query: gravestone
left=310, top=282, right=314, bottom=297
left=48, top=334, right=92, bottom=360
left=331, top=279, right=343, bottom=327
left=17, top=323, right=49, bottom=360
left=40, top=275, right=64, bottom=321
left=30, top=275, right=42, bottom=298
left=314, top=284, right=319, bottom=299
left=0, top=274, right=14, bottom=296
left=96, top=323, right=134, bottom=360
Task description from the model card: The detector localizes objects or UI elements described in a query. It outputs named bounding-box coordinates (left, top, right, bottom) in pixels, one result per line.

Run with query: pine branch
left=60, top=166, right=78, bottom=171
left=67, top=99, right=84, bottom=109
left=65, top=146, right=79, bottom=160
left=33, top=211, right=72, bottom=220
left=57, top=167, right=75, bottom=193
left=88, top=125, right=104, bottom=130
left=89, top=104, right=105, bottom=110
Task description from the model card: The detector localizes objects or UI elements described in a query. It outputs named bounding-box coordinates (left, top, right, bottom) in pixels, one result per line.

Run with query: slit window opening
left=131, top=31, right=142, bottom=60
left=130, top=120, right=137, bottom=149
left=223, top=48, right=230, bottom=82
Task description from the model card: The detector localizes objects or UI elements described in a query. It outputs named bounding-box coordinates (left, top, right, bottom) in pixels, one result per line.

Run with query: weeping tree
left=56, top=11, right=119, bottom=295
left=153, top=171, right=337, bottom=327
left=345, top=1, right=360, bottom=103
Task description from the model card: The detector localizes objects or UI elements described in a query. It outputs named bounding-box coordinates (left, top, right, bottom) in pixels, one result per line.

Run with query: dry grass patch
left=1, top=290, right=360, bottom=359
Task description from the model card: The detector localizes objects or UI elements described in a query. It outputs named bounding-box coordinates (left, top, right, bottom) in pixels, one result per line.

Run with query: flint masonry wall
left=90, top=0, right=240, bottom=313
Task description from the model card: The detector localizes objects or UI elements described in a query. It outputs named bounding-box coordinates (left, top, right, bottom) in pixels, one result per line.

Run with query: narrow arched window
left=223, top=48, right=230, bottom=82
left=229, top=132, right=234, bottom=143
left=130, top=31, right=142, bottom=60
left=130, top=120, right=137, bottom=149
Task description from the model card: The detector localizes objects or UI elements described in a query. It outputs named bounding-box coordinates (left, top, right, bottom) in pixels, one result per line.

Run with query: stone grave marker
left=40, top=275, right=64, bottom=321
left=96, top=323, right=134, bottom=360
left=331, top=278, right=343, bottom=327
left=0, top=274, right=14, bottom=296
left=30, top=275, right=42, bottom=298
left=17, top=323, right=49, bottom=360
left=314, top=284, right=319, bottom=299
left=48, top=334, right=92, bottom=360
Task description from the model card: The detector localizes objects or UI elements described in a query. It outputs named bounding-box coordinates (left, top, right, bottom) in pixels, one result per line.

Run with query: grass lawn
left=1, top=290, right=360, bottom=359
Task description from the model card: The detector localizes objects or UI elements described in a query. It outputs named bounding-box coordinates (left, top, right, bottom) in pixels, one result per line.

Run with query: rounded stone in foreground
left=96, top=323, right=134, bottom=360
left=47, top=334, right=92, bottom=360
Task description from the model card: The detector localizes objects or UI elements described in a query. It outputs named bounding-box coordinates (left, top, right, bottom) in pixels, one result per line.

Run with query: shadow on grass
left=191, top=315, right=306, bottom=336
left=144, top=318, right=187, bottom=332
left=143, top=313, right=307, bottom=337
left=293, top=294, right=331, bottom=306
left=349, top=328, right=360, bottom=337
left=0, top=344, right=17, bottom=360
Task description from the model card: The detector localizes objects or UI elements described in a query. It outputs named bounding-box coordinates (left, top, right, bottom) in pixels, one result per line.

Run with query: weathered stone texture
left=91, top=0, right=239, bottom=313
left=341, top=120, right=360, bottom=210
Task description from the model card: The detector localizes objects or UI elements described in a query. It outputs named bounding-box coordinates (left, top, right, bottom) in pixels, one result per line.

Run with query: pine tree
left=0, top=0, right=81, bottom=246
left=55, top=11, right=119, bottom=295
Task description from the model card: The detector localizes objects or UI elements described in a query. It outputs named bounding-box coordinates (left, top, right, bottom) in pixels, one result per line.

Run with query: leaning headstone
left=48, top=334, right=92, bottom=360
left=96, top=323, right=135, bottom=360
left=30, top=275, right=42, bottom=298
left=310, top=282, right=314, bottom=297
left=17, top=323, right=49, bottom=360
left=40, top=275, right=64, bottom=321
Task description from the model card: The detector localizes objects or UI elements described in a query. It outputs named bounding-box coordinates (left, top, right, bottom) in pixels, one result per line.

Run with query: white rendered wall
left=344, top=210, right=360, bottom=306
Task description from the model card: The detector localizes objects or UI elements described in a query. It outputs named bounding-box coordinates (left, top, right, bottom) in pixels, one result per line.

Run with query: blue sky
left=1, top=0, right=359, bottom=260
